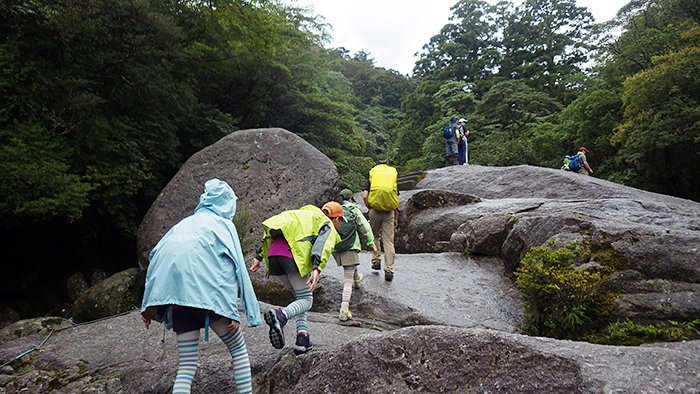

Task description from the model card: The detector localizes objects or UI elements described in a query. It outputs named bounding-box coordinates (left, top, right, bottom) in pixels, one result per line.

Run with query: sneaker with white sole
left=372, top=261, right=381, bottom=270
left=264, top=308, right=287, bottom=349
left=294, top=332, right=313, bottom=354
left=353, top=272, right=363, bottom=289
left=339, top=309, right=353, bottom=321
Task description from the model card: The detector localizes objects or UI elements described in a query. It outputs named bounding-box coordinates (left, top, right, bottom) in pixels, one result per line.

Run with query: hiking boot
left=385, top=271, right=394, bottom=281
left=339, top=309, right=352, bottom=322
left=371, top=261, right=381, bottom=270
left=293, top=332, right=313, bottom=354
left=264, top=308, right=287, bottom=349
left=353, top=272, right=364, bottom=289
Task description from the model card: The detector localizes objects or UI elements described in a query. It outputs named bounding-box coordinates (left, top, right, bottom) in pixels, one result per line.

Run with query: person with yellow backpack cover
left=362, top=162, right=399, bottom=281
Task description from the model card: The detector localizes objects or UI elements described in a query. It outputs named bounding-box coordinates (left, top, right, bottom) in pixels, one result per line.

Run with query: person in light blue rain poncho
left=141, top=178, right=261, bottom=394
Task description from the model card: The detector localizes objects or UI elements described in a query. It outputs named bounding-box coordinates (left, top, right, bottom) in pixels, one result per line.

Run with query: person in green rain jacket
left=250, top=203, right=342, bottom=354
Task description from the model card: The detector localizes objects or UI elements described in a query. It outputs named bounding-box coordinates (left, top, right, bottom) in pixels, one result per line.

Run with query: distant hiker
left=334, top=189, right=378, bottom=321
left=443, top=115, right=460, bottom=166
left=362, top=162, right=399, bottom=281
left=457, top=118, right=470, bottom=165
left=561, top=155, right=571, bottom=170
left=573, top=147, right=593, bottom=175
left=141, top=178, right=261, bottom=394
left=250, top=203, right=342, bottom=354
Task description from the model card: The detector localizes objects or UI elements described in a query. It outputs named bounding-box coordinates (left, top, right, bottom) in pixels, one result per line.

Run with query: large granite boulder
left=394, top=165, right=700, bottom=324
left=136, top=128, right=339, bottom=270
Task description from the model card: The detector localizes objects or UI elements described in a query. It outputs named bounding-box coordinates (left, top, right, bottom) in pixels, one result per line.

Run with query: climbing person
left=362, top=162, right=399, bottom=281
left=334, top=189, right=379, bottom=321
left=457, top=118, right=470, bottom=165
left=574, top=147, right=593, bottom=175
left=561, top=155, right=571, bottom=170
left=443, top=116, right=460, bottom=166
left=140, top=178, right=261, bottom=394
left=249, top=203, right=342, bottom=354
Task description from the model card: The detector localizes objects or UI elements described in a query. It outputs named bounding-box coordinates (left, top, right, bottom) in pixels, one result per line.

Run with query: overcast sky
left=286, top=0, right=630, bottom=75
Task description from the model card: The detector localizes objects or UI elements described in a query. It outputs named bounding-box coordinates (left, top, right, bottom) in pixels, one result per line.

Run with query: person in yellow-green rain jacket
left=250, top=203, right=342, bottom=354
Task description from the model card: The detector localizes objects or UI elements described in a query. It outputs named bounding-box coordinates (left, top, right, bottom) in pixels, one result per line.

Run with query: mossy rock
left=71, top=268, right=145, bottom=323
left=0, top=317, right=74, bottom=343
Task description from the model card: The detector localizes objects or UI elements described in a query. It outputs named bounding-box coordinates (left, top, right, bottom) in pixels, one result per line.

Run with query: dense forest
left=1, top=0, right=698, bottom=319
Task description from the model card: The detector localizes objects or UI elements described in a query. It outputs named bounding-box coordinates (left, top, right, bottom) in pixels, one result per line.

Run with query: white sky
left=286, top=0, right=630, bottom=75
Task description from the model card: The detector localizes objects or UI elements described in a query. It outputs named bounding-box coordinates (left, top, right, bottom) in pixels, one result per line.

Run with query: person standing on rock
left=333, top=189, right=379, bottom=321
left=362, top=162, right=399, bottom=281
left=443, top=116, right=460, bottom=166
left=250, top=203, right=342, bottom=354
left=140, top=178, right=261, bottom=394
left=575, top=147, right=593, bottom=175
left=457, top=118, right=469, bottom=165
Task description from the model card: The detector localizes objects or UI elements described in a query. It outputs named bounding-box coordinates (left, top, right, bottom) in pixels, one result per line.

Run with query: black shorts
left=268, top=255, right=300, bottom=276
left=172, top=306, right=225, bottom=333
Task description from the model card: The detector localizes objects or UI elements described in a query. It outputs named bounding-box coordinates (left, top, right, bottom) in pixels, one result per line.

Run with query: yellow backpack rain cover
left=368, top=164, right=399, bottom=211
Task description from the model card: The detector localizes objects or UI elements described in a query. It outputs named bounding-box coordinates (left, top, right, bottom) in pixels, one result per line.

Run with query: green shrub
left=233, top=204, right=257, bottom=256
left=515, top=242, right=617, bottom=339
left=587, top=319, right=700, bottom=346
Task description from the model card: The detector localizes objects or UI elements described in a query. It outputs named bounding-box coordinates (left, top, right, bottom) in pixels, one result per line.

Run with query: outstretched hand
left=227, top=319, right=240, bottom=333
left=250, top=257, right=261, bottom=272
left=141, top=306, right=157, bottom=330
left=306, top=269, right=320, bottom=292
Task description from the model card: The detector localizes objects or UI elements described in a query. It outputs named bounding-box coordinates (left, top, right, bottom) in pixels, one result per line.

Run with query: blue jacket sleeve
left=229, top=226, right=262, bottom=327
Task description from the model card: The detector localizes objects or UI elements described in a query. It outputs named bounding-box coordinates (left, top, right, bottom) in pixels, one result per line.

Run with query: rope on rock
left=0, top=329, right=53, bottom=368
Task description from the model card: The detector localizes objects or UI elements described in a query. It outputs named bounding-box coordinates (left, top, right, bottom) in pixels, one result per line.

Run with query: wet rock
left=137, top=128, right=339, bottom=271
left=90, top=269, right=107, bottom=286
left=401, top=165, right=700, bottom=323
left=258, top=326, right=593, bottom=393
left=0, top=307, right=20, bottom=330
left=615, top=292, right=700, bottom=325
left=0, top=310, right=698, bottom=394
left=248, top=257, right=433, bottom=331
left=67, top=272, right=89, bottom=301
left=0, top=316, right=73, bottom=343
left=71, top=268, right=145, bottom=323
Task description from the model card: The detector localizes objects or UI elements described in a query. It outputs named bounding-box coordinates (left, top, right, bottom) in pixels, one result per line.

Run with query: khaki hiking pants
left=369, top=208, right=395, bottom=273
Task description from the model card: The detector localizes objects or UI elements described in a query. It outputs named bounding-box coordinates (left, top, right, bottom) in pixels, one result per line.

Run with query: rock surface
left=0, top=308, right=698, bottom=394
left=70, top=267, right=144, bottom=323
left=4, top=158, right=700, bottom=393
left=136, top=128, right=339, bottom=270
left=392, top=165, right=700, bottom=324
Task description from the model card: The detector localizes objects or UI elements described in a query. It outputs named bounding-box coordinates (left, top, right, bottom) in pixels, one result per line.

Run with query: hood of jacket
left=194, top=178, right=237, bottom=220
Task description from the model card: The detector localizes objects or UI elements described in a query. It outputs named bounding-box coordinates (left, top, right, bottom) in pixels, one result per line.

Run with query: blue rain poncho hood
left=141, top=178, right=261, bottom=327
left=195, top=178, right=237, bottom=219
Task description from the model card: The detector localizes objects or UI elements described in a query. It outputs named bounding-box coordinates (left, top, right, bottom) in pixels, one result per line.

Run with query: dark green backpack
left=334, top=205, right=357, bottom=252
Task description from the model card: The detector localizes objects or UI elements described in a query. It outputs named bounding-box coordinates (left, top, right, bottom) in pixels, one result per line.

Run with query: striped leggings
left=173, top=318, right=252, bottom=394
left=274, top=271, right=313, bottom=334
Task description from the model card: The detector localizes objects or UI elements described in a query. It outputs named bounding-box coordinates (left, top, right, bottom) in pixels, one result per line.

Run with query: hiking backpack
left=368, top=164, right=399, bottom=211
left=568, top=154, right=582, bottom=171
left=334, top=205, right=358, bottom=251
left=442, top=124, right=454, bottom=139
